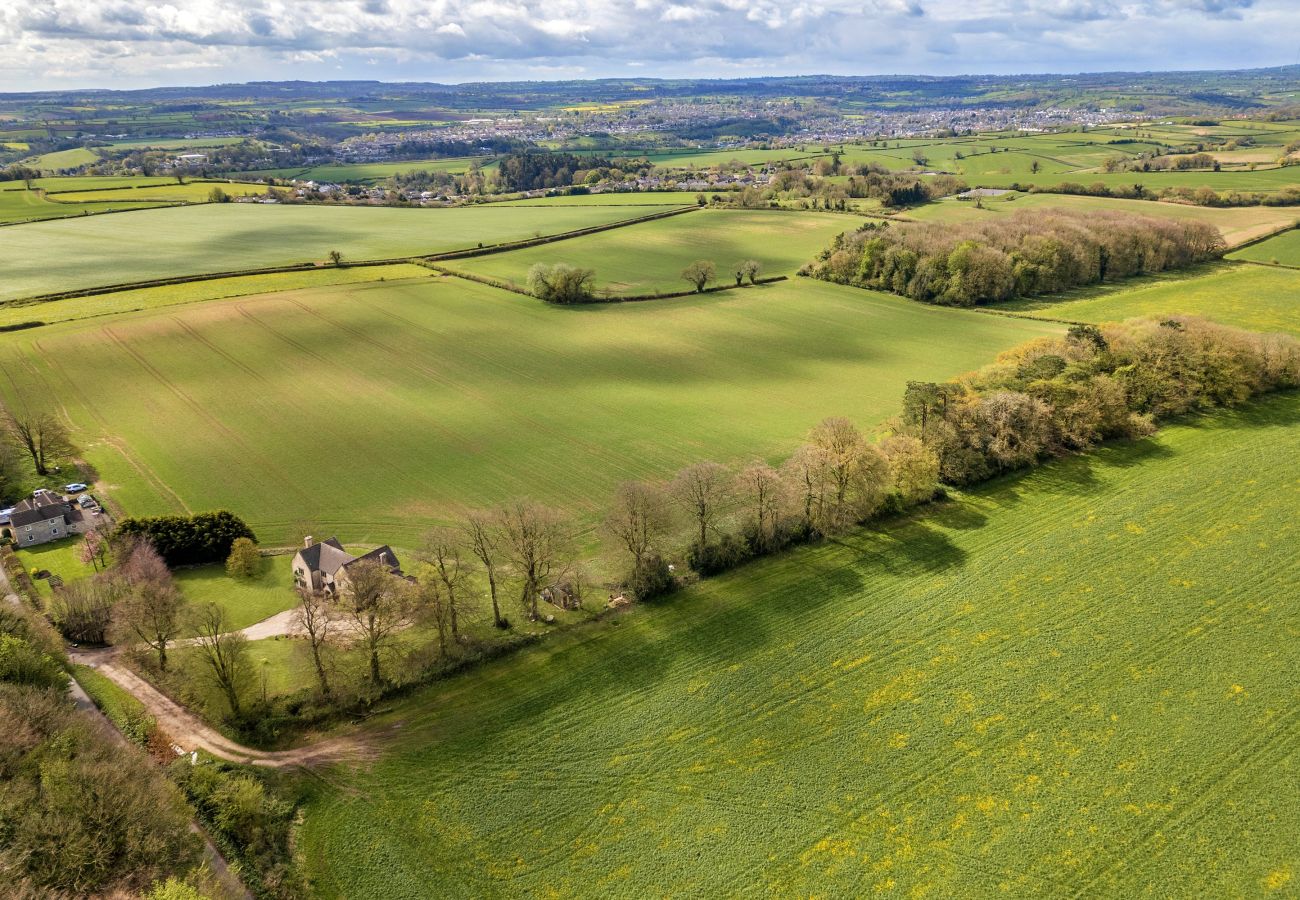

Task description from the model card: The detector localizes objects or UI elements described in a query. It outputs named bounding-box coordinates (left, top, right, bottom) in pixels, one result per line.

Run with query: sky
left=0, top=0, right=1296, bottom=91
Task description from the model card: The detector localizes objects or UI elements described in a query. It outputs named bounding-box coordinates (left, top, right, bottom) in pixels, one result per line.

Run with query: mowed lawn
left=451, top=208, right=852, bottom=294
left=1228, top=228, right=1300, bottom=266
left=0, top=277, right=1058, bottom=545
left=998, top=262, right=1300, bottom=336
left=906, top=193, right=1300, bottom=248
left=298, top=392, right=1300, bottom=898
left=0, top=203, right=659, bottom=300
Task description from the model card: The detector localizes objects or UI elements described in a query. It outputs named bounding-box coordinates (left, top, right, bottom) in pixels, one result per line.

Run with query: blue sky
left=0, top=0, right=1295, bottom=91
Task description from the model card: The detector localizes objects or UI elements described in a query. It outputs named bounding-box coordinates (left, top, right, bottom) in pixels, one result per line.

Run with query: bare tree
left=741, top=259, right=761, bottom=284
left=735, top=460, right=787, bottom=551
left=111, top=540, right=184, bottom=671
left=334, top=559, right=414, bottom=687
left=294, top=587, right=332, bottom=696
left=497, top=500, right=571, bottom=621
left=414, top=571, right=450, bottom=658
left=422, top=526, right=470, bottom=643
left=192, top=603, right=250, bottom=717
left=671, top=461, right=732, bottom=551
left=681, top=259, right=716, bottom=293
left=3, top=404, right=74, bottom=477
left=604, top=480, right=673, bottom=578
left=464, top=509, right=506, bottom=629
left=782, top=443, right=831, bottom=535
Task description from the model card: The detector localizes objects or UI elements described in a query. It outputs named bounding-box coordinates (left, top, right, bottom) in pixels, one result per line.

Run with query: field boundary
left=427, top=261, right=789, bottom=302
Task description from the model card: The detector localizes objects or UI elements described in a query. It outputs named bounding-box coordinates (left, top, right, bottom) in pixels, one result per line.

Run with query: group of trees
left=809, top=209, right=1225, bottom=306
left=0, top=603, right=202, bottom=897
left=1013, top=179, right=1300, bottom=209
left=897, top=318, right=1300, bottom=486
left=527, top=262, right=596, bottom=303
left=497, top=151, right=613, bottom=192
left=115, top=510, right=256, bottom=566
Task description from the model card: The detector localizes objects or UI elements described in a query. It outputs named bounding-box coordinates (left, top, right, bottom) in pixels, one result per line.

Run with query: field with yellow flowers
left=297, top=391, right=1300, bottom=898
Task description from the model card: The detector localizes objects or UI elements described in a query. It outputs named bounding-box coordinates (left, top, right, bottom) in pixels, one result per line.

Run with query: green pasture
left=298, top=391, right=1300, bottom=898
left=970, top=165, right=1300, bottom=193
left=0, top=277, right=1058, bottom=545
left=0, top=186, right=168, bottom=224
left=233, top=156, right=491, bottom=184
left=53, top=180, right=265, bottom=203
left=450, top=208, right=851, bottom=294
left=1228, top=228, right=1300, bottom=266
left=998, top=262, right=1300, bottom=336
left=0, top=263, right=430, bottom=329
left=907, top=192, right=1300, bottom=247
left=506, top=191, right=704, bottom=206
left=0, top=203, right=658, bottom=300
left=24, top=147, right=101, bottom=171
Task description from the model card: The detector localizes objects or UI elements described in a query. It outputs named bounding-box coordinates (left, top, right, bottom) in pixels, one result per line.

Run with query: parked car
left=64, top=483, right=88, bottom=493
left=78, top=496, right=97, bottom=509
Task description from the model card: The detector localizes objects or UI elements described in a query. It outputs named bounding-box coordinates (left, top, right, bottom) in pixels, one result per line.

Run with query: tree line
left=1015, top=180, right=1300, bottom=209
left=808, top=209, right=1225, bottom=306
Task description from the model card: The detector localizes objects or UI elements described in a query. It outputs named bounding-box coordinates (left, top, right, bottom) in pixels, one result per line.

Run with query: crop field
left=233, top=156, right=491, bottom=184
left=24, top=147, right=101, bottom=170
left=0, top=203, right=660, bottom=300
left=450, top=209, right=852, bottom=294
left=0, top=186, right=168, bottom=223
left=1228, top=228, right=1300, bottom=266
left=52, top=180, right=266, bottom=203
left=906, top=193, right=1300, bottom=247
left=997, top=262, right=1300, bottom=336
left=297, top=391, right=1300, bottom=898
left=506, top=191, right=703, bottom=206
left=0, top=277, right=1058, bottom=545
left=0, top=263, right=430, bottom=329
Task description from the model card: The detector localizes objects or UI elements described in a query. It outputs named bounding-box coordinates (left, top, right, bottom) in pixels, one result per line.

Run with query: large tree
left=497, top=500, right=571, bottom=621
left=294, top=587, right=332, bottom=696
left=735, top=460, right=787, bottom=552
left=681, top=259, right=716, bottom=293
left=671, top=461, right=732, bottom=552
left=464, top=509, right=506, bottom=629
left=111, top=539, right=184, bottom=671
left=604, top=480, right=673, bottom=581
left=334, top=559, right=413, bottom=687
left=806, top=417, right=889, bottom=534
left=422, top=526, right=470, bottom=644
left=3, top=404, right=73, bottom=477
left=192, top=603, right=250, bottom=717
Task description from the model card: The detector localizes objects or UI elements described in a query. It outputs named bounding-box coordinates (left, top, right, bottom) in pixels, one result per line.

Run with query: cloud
left=0, top=0, right=1289, bottom=90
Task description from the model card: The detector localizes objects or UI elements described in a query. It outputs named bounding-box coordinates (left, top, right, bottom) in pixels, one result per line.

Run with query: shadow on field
left=841, top=518, right=968, bottom=575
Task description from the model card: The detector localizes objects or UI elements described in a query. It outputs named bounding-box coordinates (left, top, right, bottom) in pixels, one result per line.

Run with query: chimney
left=379, top=551, right=390, bottom=566
left=304, top=536, right=314, bottom=549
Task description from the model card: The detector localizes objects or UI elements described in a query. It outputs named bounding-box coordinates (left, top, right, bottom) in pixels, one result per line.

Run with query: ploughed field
left=0, top=276, right=1058, bottom=545
left=298, top=392, right=1300, bottom=898
left=449, top=208, right=852, bottom=295
left=0, top=202, right=663, bottom=300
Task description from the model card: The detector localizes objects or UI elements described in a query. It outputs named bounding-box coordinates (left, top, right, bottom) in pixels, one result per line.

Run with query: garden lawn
left=996, top=262, right=1300, bottom=336
left=174, top=554, right=297, bottom=634
left=450, top=208, right=852, bottom=294
left=14, top=537, right=97, bottom=600
left=1228, top=228, right=1300, bottom=266
left=0, top=202, right=664, bottom=301
left=298, top=390, right=1300, bottom=898
left=0, top=277, right=1059, bottom=545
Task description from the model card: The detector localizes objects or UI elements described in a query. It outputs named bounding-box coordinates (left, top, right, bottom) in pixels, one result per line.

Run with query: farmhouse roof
left=341, top=545, right=403, bottom=575
left=9, top=491, right=73, bottom=528
left=296, top=536, right=352, bottom=575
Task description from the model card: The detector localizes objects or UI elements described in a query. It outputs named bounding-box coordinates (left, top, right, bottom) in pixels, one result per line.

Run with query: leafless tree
left=497, top=500, right=571, bottom=621
left=422, top=526, right=470, bottom=643
left=735, top=460, right=787, bottom=551
left=111, top=540, right=184, bottom=671
left=295, top=587, right=332, bottom=696
left=604, top=480, right=673, bottom=577
left=464, top=509, right=506, bottom=629
left=334, top=559, right=414, bottom=686
left=671, top=461, right=732, bottom=550
left=192, top=603, right=250, bottom=717
left=3, top=404, right=73, bottom=477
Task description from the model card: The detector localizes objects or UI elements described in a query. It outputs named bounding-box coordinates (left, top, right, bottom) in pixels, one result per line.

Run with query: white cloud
left=0, top=0, right=1290, bottom=89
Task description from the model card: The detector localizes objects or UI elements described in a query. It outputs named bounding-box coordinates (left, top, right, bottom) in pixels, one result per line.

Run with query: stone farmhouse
left=6, top=489, right=92, bottom=546
left=291, top=536, right=406, bottom=596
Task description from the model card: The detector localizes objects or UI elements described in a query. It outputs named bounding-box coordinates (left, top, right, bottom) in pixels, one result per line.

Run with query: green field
left=451, top=209, right=852, bottom=294
left=53, top=180, right=266, bottom=203
left=24, top=147, right=101, bottom=171
left=0, top=186, right=169, bottom=223
left=507, top=191, right=704, bottom=206
left=907, top=193, right=1300, bottom=248
left=0, top=203, right=661, bottom=300
left=1228, top=228, right=1300, bottom=266
left=0, top=277, right=1058, bottom=545
left=298, top=391, right=1300, bottom=898
left=998, top=262, right=1300, bottom=336
left=174, top=554, right=297, bottom=633
left=233, top=156, right=491, bottom=184
left=0, top=263, right=430, bottom=329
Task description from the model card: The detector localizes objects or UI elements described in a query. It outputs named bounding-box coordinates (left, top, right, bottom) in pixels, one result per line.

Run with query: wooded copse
left=808, top=209, right=1225, bottom=306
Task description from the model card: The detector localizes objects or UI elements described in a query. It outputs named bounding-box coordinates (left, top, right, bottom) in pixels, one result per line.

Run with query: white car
left=64, top=483, right=88, bottom=493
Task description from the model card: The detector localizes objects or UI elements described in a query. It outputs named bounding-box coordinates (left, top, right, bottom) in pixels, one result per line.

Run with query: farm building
left=6, top=489, right=93, bottom=546
left=291, top=536, right=406, bottom=596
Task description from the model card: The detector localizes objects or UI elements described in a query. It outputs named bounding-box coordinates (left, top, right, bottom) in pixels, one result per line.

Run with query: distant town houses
left=2, top=488, right=102, bottom=546
left=291, top=536, right=408, bottom=596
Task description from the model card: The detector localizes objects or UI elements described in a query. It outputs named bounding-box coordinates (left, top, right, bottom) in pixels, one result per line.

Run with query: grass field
left=233, top=156, right=491, bottom=184
left=0, top=203, right=662, bottom=300
left=0, top=186, right=169, bottom=223
left=906, top=192, right=1300, bottom=247
left=0, top=263, right=431, bottom=329
left=0, top=277, right=1058, bottom=545
left=451, top=209, right=852, bottom=294
left=506, top=192, right=705, bottom=206
left=1228, top=228, right=1300, bottom=266
left=997, top=262, right=1300, bottom=336
left=24, top=147, right=101, bottom=171
left=52, top=181, right=266, bottom=203
left=298, top=390, right=1300, bottom=898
